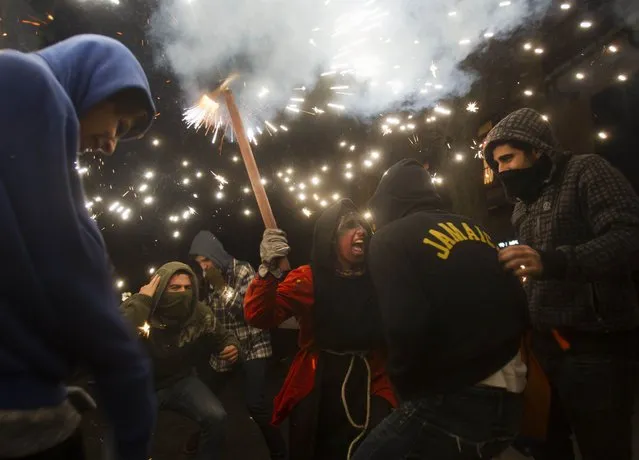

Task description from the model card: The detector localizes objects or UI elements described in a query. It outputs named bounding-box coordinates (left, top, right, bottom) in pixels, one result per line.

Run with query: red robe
left=244, top=264, right=397, bottom=425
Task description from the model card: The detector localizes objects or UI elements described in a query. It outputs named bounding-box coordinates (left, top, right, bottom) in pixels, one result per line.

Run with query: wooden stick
left=223, top=89, right=277, bottom=228
left=223, top=89, right=292, bottom=273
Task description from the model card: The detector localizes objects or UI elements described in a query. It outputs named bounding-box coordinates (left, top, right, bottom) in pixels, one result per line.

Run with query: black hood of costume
left=368, top=158, right=442, bottom=230
left=310, top=200, right=383, bottom=352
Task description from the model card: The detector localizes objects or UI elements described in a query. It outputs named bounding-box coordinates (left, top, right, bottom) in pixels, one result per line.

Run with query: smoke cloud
left=150, top=0, right=551, bottom=123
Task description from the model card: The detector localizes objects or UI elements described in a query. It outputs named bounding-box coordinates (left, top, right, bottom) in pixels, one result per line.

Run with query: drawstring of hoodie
left=324, top=350, right=372, bottom=460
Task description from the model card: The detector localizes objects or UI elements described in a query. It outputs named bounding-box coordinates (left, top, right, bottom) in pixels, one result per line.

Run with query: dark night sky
left=3, top=0, right=639, bottom=290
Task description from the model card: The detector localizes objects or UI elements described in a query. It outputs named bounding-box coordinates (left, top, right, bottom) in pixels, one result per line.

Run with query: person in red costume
left=244, top=199, right=397, bottom=460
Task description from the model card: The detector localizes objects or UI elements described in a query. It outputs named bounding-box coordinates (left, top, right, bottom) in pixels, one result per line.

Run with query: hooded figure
left=189, top=230, right=272, bottom=373
left=120, top=262, right=240, bottom=460
left=188, top=232, right=286, bottom=460
left=483, top=108, right=639, bottom=329
left=190, top=231, right=234, bottom=274
left=310, top=200, right=385, bottom=351
left=484, top=108, right=639, bottom=460
left=484, top=108, right=563, bottom=204
left=245, top=199, right=396, bottom=460
left=352, top=159, right=528, bottom=460
left=0, top=35, right=155, bottom=459
left=121, top=262, right=240, bottom=389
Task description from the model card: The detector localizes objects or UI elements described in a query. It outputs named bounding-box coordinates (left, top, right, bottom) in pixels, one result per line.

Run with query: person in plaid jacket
left=189, top=231, right=286, bottom=460
left=484, top=108, right=639, bottom=460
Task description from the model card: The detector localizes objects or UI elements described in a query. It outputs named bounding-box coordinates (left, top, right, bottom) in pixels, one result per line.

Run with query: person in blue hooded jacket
left=0, top=35, right=157, bottom=459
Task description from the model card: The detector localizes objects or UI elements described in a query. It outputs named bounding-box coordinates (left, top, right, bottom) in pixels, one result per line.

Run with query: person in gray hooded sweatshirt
left=484, top=108, right=639, bottom=460
left=189, top=231, right=286, bottom=460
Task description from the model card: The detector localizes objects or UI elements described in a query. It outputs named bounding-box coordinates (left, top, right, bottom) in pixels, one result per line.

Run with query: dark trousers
left=5, top=430, right=85, bottom=460
left=531, top=330, right=637, bottom=460
left=157, top=376, right=227, bottom=460
left=201, top=358, right=287, bottom=460
left=313, top=395, right=391, bottom=460
left=351, top=386, right=522, bottom=460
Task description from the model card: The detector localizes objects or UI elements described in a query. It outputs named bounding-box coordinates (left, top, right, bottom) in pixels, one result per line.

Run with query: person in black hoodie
left=245, top=199, right=397, bottom=460
left=352, top=159, right=529, bottom=460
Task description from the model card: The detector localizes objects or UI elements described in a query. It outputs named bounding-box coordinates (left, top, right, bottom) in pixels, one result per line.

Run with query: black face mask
left=498, top=154, right=552, bottom=202
left=156, top=291, right=193, bottom=327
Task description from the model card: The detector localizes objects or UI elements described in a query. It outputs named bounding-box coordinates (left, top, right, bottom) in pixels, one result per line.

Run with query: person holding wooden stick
left=244, top=199, right=397, bottom=460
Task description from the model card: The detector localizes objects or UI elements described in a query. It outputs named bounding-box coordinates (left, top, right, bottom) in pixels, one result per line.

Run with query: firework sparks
left=211, top=171, right=229, bottom=186
left=138, top=321, right=151, bottom=338
left=183, top=95, right=222, bottom=132
left=466, top=102, right=479, bottom=113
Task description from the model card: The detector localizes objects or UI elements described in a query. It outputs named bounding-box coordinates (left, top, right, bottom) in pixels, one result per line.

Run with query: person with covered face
left=0, top=35, right=156, bottom=459
left=188, top=231, right=286, bottom=460
left=352, top=159, right=529, bottom=460
left=244, top=199, right=397, bottom=460
left=483, top=108, right=639, bottom=460
left=120, top=262, right=240, bottom=460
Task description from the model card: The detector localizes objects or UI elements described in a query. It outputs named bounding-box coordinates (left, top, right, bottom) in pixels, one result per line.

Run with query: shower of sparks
left=432, top=174, right=444, bottom=185
left=138, top=322, right=151, bottom=338
left=183, top=95, right=222, bottom=132
left=466, top=102, right=479, bottom=113
left=211, top=171, right=229, bottom=186
left=434, top=105, right=452, bottom=116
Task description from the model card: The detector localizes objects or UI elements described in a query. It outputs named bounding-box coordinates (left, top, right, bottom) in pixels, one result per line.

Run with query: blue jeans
left=352, top=386, right=522, bottom=460
left=157, top=376, right=227, bottom=460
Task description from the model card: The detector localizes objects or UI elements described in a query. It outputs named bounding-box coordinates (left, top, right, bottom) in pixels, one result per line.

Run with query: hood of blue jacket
left=36, top=34, right=155, bottom=140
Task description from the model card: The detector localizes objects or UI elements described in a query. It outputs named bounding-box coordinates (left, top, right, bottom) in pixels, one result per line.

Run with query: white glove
left=258, top=229, right=290, bottom=278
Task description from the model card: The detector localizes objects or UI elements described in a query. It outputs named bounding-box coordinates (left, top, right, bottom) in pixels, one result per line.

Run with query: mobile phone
left=497, top=239, right=519, bottom=249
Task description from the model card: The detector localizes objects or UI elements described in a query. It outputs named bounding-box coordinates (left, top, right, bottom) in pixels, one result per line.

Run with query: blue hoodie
left=0, top=35, right=156, bottom=459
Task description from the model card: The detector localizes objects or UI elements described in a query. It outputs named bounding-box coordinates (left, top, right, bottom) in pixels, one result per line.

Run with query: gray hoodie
left=484, top=108, right=639, bottom=331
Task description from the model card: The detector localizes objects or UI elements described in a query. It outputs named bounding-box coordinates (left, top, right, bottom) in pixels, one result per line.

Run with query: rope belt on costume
left=323, top=350, right=372, bottom=460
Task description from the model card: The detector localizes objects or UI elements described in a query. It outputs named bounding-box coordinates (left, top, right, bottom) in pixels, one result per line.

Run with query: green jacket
left=120, top=261, right=240, bottom=389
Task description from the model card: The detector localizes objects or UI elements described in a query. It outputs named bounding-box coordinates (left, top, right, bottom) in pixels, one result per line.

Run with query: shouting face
left=335, top=213, right=369, bottom=269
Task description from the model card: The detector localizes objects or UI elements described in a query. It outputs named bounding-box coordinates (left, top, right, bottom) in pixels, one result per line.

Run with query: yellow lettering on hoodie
left=476, top=226, right=487, bottom=243
left=481, top=230, right=496, bottom=249
left=462, top=223, right=481, bottom=241
left=423, top=222, right=497, bottom=260
left=423, top=237, right=451, bottom=260
left=439, top=222, right=468, bottom=243
left=429, top=230, right=457, bottom=250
